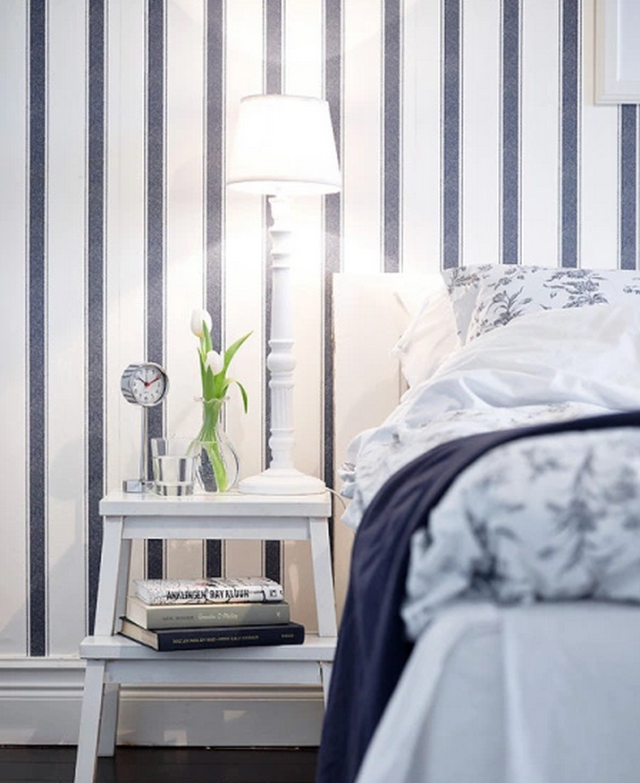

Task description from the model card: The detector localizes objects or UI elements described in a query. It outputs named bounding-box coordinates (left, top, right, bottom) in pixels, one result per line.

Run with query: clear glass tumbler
left=150, top=437, right=197, bottom=497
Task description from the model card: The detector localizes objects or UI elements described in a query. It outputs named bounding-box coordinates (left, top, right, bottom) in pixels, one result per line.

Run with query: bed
left=319, top=265, right=640, bottom=783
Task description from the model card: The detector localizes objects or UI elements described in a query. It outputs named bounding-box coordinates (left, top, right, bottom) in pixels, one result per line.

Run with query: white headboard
left=332, top=272, right=430, bottom=616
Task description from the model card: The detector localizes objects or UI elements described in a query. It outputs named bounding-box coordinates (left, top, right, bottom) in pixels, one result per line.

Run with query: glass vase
left=192, top=398, right=240, bottom=493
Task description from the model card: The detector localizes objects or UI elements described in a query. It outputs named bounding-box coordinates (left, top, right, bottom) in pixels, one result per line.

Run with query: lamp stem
left=238, top=195, right=325, bottom=495
left=266, top=196, right=295, bottom=469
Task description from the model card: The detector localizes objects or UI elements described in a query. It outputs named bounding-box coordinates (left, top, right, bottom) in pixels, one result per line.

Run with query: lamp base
left=238, top=467, right=326, bottom=496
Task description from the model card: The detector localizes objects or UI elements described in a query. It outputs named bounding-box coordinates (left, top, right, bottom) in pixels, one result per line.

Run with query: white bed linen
left=342, top=302, right=640, bottom=530
left=355, top=602, right=640, bottom=783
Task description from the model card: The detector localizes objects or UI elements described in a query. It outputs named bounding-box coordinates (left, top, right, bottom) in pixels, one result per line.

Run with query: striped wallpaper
left=0, top=0, right=637, bottom=660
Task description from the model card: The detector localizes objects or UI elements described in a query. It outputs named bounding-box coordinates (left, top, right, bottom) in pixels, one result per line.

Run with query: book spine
left=136, top=602, right=290, bottom=630
left=136, top=582, right=284, bottom=605
left=157, top=624, right=304, bottom=651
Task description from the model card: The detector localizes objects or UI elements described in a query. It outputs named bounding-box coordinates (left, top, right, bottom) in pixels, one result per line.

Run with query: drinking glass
left=150, top=437, right=197, bottom=497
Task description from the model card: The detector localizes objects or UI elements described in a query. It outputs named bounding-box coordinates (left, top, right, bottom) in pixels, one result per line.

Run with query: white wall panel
left=402, top=0, right=441, bottom=274
left=165, top=0, right=205, bottom=441
left=282, top=0, right=325, bottom=633
left=105, top=0, right=147, bottom=587
left=461, top=0, right=500, bottom=267
left=0, top=0, right=28, bottom=656
left=46, top=0, right=87, bottom=655
left=164, top=0, right=206, bottom=579
left=284, top=0, right=323, bottom=480
left=224, top=0, right=264, bottom=578
left=521, top=0, right=560, bottom=267
left=581, top=0, right=619, bottom=269
left=106, top=0, right=146, bottom=487
left=342, top=0, right=382, bottom=272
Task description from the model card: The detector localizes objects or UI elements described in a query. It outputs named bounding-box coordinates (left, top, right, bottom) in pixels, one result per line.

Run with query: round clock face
left=120, top=362, right=169, bottom=407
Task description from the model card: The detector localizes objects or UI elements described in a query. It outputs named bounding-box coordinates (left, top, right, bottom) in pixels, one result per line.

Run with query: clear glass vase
left=192, top=398, right=240, bottom=493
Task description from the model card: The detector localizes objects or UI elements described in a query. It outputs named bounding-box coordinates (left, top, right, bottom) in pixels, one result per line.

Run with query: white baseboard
left=0, top=659, right=324, bottom=746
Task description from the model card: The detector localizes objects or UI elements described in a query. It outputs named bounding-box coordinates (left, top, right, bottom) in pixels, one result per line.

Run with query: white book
left=133, top=576, right=284, bottom=605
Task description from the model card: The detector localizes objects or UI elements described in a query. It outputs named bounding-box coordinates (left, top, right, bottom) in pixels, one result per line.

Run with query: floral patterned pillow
left=442, top=264, right=502, bottom=343
left=450, top=265, right=640, bottom=343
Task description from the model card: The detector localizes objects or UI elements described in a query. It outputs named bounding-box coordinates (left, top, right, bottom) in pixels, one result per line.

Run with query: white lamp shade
left=227, top=94, right=341, bottom=196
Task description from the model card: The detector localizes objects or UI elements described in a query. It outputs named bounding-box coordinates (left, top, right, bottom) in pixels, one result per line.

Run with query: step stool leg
left=309, top=518, right=337, bottom=637
left=93, top=516, right=126, bottom=635
left=97, top=683, right=120, bottom=756
left=74, top=660, right=107, bottom=783
left=320, top=662, right=333, bottom=707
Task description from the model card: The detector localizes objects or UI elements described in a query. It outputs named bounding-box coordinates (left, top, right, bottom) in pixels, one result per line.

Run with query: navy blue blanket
left=316, top=409, right=640, bottom=783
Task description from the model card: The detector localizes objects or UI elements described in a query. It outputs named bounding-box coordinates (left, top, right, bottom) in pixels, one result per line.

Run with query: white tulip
left=205, top=350, right=224, bottom=375
left=190, top=309, right=212, bottom=338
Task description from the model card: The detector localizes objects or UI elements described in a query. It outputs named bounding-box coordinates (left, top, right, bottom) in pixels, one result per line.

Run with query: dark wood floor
left=0, top=746, right=318, bottom=783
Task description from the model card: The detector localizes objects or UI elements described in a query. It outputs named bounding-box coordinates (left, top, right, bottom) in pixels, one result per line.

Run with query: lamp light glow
left=227, top=94, right=341, bottom=196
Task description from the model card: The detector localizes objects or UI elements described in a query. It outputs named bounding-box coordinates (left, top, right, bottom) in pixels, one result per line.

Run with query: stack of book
left=118, top=576, right=305, bottom=652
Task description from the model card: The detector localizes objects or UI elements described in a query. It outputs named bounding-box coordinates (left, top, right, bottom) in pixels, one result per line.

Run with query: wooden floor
left=0, top=746, right=319, bottom=783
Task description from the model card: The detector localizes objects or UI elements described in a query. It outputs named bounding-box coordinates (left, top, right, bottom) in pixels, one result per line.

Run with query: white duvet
left=341, top=301, right=640, bottom=530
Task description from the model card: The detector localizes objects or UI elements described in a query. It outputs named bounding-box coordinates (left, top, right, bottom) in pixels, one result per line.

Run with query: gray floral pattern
left=442, top=264, right=497, bottom=342
left=402, top=427, right=640, bottom=641
left=340, top=401, right=612, bottom=530
left=456, top=265, right=640, bottom=342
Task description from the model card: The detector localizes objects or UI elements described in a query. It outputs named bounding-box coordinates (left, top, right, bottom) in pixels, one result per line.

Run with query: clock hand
left=144, top=375, right=161, bottom=387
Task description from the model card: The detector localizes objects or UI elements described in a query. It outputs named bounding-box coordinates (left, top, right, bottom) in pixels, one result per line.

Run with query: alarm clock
left=120, top=362, right=169, bottom=492
left=120, top=362, right=169, bottom=407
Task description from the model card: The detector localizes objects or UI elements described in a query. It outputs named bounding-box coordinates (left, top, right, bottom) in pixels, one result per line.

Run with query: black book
left=119, top=617, right=305, bottom=652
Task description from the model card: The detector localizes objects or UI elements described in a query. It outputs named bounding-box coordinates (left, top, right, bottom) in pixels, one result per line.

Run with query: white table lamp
left=227, top=94, right=341, bottom=495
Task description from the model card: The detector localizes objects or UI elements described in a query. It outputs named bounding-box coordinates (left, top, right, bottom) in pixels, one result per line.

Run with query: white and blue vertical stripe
left=10, top=0, right=640, bottom=658
left=28, top=0, right=47, bottom=656
left=204, top=0, right=226, bottom=579
left=145, top=0, right=166, bottom=579
left=86, top=0, right=106, bottom=634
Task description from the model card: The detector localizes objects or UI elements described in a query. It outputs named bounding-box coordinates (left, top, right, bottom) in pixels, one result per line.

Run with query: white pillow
left=392, top=264, right=640, bottom=388
left=392, top=265, right=507, bottom=386
left=466, top=265, right=640, bottom=341
left=392, top=276, right=461, bottom=387
left=392, top=275, right=439, bottom=321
